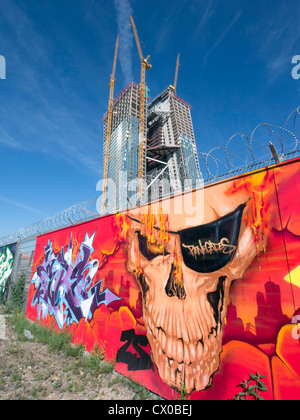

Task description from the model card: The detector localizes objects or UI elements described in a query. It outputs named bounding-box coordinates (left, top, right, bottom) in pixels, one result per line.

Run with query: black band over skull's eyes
left=128, top=202, right=247, bottom=274
left=179, top=203, right=246, bottom=273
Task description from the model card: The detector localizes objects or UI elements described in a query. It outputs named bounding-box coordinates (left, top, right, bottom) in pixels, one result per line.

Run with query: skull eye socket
left=136, top=231, right=169, bottom=261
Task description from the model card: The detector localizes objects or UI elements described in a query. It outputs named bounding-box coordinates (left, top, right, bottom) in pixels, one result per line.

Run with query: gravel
left=0, top=311, right=161, bottom=401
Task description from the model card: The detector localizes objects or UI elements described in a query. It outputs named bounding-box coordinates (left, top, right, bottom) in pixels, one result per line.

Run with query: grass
left=3, top=309, right=161, bottom=400
left=10, top=312, right=74, bottom=352
left=7, top=311, right=110, bottom=377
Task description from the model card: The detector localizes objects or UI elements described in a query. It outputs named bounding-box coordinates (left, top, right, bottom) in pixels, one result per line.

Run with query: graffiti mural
left=0, top=243, right=16, bottom=301
left=31, top=232, right=120, bottom=329
left=26, top=158, right=300, bottom=400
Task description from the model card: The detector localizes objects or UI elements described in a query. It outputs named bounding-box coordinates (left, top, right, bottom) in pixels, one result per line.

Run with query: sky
left=0, top=0, right=299, bottom=239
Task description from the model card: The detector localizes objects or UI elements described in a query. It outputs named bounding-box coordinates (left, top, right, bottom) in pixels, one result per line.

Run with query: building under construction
left=147, top=85, right=202, bottom=200
left=101, top=18, right=203, bottom=214
left=102, top=82, right=141, bottom=211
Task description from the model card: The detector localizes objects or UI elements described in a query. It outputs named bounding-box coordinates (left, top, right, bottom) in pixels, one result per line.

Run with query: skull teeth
left=148, top=329, right=219, bottom=394
left=146, top=315, right=205, bottom=365
left=144, top=306, right=221, bottom=394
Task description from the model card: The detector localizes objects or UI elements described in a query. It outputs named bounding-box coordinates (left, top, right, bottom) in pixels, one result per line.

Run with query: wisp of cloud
left=113, top=0, right=134, bottom=86
left=203, top=10, right=242, bottom=65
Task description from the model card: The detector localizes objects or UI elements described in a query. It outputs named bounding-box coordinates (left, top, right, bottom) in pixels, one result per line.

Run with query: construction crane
left=173, top=53, right=180, bottom=94
left=130, top=16, right=152, bottom=204
left=101, top=34, right=119, bottom=215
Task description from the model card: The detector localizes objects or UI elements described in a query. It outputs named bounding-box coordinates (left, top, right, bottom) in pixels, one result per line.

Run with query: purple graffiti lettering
left=31, top=231, right=120, bottom=329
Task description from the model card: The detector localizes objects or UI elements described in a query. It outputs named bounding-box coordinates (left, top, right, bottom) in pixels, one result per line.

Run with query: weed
left=108, top=376, right=122, bottom=388
left=6, top=275, right=26, bottom=311
left=52, top=380, right=63, bottom=390
left=124, top=376, right=158, bottom=400
left=180, top=382, right=190, bottom=400
left=232, top=372, right=268, bottom=400
left=7, top=342, right=23, bottom=356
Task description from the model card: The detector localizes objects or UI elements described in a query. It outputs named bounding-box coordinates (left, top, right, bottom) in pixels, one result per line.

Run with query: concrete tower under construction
left=146, top=85, right=203, bottom=200
left=102, top=83, right=203, bottom=211
left=102, top=82, right=141, bottom=212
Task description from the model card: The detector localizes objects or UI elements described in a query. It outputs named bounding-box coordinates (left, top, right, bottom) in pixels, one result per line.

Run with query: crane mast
left=101, top=34, right=119, bottom=215
left=173, top=53, right=180, bottom=94
left=130, top=16, right=152, bottom=204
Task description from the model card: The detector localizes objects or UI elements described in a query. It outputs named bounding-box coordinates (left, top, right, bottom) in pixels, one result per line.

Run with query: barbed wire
left=0, top=106, right=299, bottom=247
left=0, top=198, right=100, bottom=247
left=198, top=106, right=300, bottom=183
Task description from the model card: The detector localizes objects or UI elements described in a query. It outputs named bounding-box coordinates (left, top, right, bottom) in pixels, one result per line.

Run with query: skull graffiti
left=124, top=181, right=267, bottom=394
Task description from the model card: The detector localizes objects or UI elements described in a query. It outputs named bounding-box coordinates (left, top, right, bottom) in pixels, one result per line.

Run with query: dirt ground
left=0, top=313, right=161, bottom=401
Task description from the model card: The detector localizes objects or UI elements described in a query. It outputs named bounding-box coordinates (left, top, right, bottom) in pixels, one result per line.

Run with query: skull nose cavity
left=165, top=264, right=186, bottom=300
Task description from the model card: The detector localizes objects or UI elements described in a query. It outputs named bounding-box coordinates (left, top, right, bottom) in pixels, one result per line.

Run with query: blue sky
left=0, top=0, right=299, bottom=238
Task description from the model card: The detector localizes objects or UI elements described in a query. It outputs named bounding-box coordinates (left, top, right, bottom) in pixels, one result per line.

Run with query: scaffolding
left=146, top=85, right=203, bottom=195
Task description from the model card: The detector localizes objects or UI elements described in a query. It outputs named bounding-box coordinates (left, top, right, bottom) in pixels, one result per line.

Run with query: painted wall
left=0, top=243, right=16, bottom=300
left=26, top=158, right=300, bottom=400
